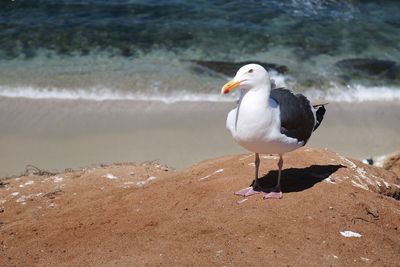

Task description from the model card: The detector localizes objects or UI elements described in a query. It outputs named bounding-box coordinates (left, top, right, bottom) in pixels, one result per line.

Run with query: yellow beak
left=221, top=79, right=242, bottom=94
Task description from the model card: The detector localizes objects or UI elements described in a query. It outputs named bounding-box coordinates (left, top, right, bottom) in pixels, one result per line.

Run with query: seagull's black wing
left=270, top=88, right=316, bottom=144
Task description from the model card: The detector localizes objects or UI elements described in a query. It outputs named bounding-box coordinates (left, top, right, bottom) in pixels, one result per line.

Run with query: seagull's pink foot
left=262, top=188, right=283, bottom=199
left=234, top=187, right=260, bottom=197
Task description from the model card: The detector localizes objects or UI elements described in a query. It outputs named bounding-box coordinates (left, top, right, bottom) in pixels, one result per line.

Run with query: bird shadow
left=255, top=164, right=346, bottom=193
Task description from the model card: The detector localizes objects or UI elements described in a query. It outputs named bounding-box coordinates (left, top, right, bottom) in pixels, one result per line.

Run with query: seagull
left=221, top=64, right=326, bottom=199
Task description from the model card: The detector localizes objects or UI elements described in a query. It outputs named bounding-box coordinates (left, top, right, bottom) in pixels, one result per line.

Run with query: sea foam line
left=0, top=86, right=234, bottom=104
left=305, top=84, right=400, bottom=103
left=1, top=85, right=400, bottom=103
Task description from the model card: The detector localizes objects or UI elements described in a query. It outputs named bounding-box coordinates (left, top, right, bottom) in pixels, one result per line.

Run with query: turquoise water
left=1, top=0, right=400, bottom=102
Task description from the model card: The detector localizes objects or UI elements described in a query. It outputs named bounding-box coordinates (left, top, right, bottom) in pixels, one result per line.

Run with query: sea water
left=1, top=0, right=400, bottom=103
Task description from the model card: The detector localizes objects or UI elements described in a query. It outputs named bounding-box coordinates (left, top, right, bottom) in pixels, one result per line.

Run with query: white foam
left=103, top=173, right=119, bottom=180
left=337, top=154, right=357, bottom=169
left=239, top=154, right=253, bottom=161
left=323, top=176, right=336, bottom=184
left=19, top=180, right=34, bottom=188
left=52, top=176, right=64, bottom=183
left=305, top=84, right=400, bottom=103
left=237, top=198, right=248, bottom=204
left=355, top=167, right=374, bottom=185
left=262, top=155, right=279, bottom=159
left=147, top=176, right=157, bottom=181
left=351, top=180, right=369, bottom=191
left=16, top=193, right=43, bottom=204
left=199, top=169, right=224, bottom=180
left=340, top=231, right=362, bottom=238
left=2, top=83, right=400, bottom=104
left=136, top=176, right=158, bottom=187
left=0, top=86, right=235, bottom=104
left=16, top=195, right=28, bottom=203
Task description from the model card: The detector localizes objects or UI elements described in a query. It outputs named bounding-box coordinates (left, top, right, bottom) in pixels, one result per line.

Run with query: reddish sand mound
left=383, top=152, right=400, bottom=178
left=1, top=148, right=399, bottom=266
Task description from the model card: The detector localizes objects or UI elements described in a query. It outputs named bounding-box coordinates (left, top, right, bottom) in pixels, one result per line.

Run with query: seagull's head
left=221, top=64, right=270, bottom=94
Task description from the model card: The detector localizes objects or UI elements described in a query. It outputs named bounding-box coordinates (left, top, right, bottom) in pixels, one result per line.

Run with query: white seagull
left=221, top=64, right=326, bottom=199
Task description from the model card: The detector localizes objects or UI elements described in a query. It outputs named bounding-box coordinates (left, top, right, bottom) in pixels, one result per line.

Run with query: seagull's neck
left=234, top=83, right=273, bottom=133
left=239, top=84, right=271, bottom=108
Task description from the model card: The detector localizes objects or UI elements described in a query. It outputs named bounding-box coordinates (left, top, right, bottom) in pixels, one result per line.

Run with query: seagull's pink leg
left=234, top=187, right=260, bottom=197
left=263, top=154, right=283, bottom=199
left=234, top=154, right=284, bottom=199
left=234, top=153, right=261, bottom=197
left=262, top=190, right=282, bottom=199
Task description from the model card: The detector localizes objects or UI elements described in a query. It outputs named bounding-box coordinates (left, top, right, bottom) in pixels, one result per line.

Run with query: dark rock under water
left=336, top=58, right=397, bottom=75
left=190, top=60, right=288, bottom=77
left=335, top=58, right=400, bottom=85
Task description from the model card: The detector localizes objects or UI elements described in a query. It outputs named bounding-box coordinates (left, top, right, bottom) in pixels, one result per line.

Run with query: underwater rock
left=336, top=58, right=397, bottom=76
left=190, top=60, right=288, bottom=77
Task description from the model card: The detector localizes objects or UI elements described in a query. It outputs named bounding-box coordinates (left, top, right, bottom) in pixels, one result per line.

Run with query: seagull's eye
left=248, top=69, right=254, bottom=73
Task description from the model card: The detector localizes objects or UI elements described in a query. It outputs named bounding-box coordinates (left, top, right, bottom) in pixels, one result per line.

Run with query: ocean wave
left=305, top=84, right=400, bottom=103
left=1, top=85, right=400, bottom=104
left=0, top=86, right=234, bottom=104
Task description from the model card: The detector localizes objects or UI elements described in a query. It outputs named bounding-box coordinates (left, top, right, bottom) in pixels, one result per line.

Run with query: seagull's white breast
left=226, top=90, right=303, bottom=154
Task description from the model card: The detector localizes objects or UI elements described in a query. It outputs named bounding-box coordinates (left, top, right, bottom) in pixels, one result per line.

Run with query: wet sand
left=0, top=97, right=399, bottom=177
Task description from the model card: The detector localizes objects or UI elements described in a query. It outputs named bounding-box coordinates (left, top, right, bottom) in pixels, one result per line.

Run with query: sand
left=0, top=148, right=399, bottom=266
left=1, top=97, right=400, bottom=177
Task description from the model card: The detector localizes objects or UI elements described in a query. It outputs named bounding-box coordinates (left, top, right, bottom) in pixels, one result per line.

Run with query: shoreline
left=1, top=97, right=399, bottom=177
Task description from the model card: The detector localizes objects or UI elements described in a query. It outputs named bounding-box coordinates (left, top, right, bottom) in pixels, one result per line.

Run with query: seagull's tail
left=312, top=103, right=328, bottom=131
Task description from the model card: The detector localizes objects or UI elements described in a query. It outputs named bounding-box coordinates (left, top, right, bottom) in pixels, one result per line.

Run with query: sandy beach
left=1, top=148, right=399, bottom=266
left=1, top=97, right=399, bottom=177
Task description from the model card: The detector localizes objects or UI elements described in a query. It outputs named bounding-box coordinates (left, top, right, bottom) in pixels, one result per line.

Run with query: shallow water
left=1, top=0, right=400, bottom=102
